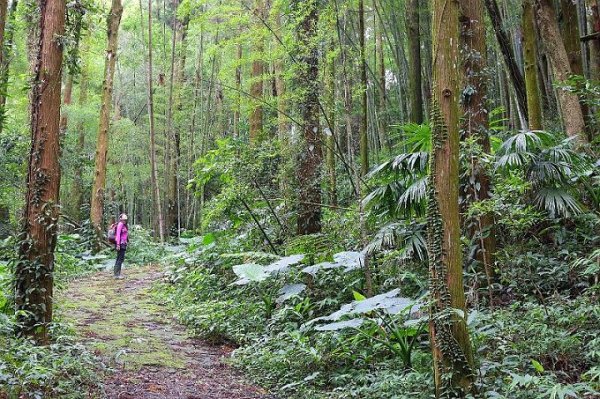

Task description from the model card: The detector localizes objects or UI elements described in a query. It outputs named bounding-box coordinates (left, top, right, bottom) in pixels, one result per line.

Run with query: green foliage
left=0, top=317, right=101, bottom=398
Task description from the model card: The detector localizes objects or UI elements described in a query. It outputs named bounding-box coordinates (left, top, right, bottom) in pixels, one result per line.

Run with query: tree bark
left=296, top=0, right=321, bottom=235
left=460, top=0, right=498, bottom=303
left=535, top=0, right=589, bottom=148
left=485, top=0, right=529, bottom=124
left=358, top=0, right=368, bottom=176
left=90, top=0, right=123, bottom=246
left=428, top=0, right=475, bottom=392
left=406, top=0, right=423, bottom=124
left=523, top=0, right=543, bottom=130
left=16, top=0, right=66, bottom=344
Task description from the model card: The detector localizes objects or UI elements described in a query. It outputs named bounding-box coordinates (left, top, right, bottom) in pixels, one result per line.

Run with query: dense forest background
left=0, top=0, right=599, bottom=397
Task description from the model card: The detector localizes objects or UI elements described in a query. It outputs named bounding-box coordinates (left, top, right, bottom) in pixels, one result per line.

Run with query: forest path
left=57, top=264, right=272, bottom=399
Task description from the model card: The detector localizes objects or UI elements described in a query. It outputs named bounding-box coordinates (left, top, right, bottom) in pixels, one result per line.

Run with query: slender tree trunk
left=233, top=41, right=242, bottom=139
left=428, top=0, right=475, bottom=392
left=90, top=0, right=123, bottom=247
left=589, top=3, right=600, bottom=80
left=406, top=0, right=423, bottom=124
left=376, top=15, right=389, bottom=151
left=16, top=0, right=65, bottom=344
left=147, top=0, right=165, bottom=242
left=59, top=74, right=73, bottom=136
left=460, top=0, right=498, bottom=304
left=536, top=0, right=589, bottom=149
left=274, top=11, right=287, bottom=141
left=296, top=0, right=321, bottom=235
left=0, top=0, right=17, bottom=135
left=358, top=0, right=368, bottom=176
left=166, top=0, right=179, bottom=235
left=326, top=42, right=337, bottom=206
left=249, top=0, right=265, bottom=144
left=485, top=0, right=529, bottom=124
left=71, top=54, right=88, bottom=222
left=523, top=0, right=543, bottom=130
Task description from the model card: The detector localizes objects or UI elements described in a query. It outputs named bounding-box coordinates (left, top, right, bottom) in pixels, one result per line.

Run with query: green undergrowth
left=155, top=224, right=600, bottom=399
left=0, top=318, right=102, bottom=399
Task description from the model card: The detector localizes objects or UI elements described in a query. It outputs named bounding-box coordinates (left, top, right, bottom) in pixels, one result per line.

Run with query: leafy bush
left=0, top=316, right=101, bottom=398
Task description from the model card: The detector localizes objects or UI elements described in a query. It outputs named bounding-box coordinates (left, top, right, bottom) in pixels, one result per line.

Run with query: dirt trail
left=58, top=264, right=273, bottom=399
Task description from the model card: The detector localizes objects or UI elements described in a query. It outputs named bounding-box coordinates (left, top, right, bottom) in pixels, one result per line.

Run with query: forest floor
left=57, top=264, right=274, bottom=399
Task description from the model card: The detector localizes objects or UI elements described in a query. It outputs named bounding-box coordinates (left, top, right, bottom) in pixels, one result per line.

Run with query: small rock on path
left=58, top=264, right=273, bottom=399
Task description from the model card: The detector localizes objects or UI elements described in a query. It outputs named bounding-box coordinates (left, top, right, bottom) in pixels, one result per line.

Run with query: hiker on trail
left=114, top=213, right=129, bottom=279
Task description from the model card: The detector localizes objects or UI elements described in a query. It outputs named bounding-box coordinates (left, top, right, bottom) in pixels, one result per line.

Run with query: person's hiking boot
left=114, top=274, right=124, bottom=280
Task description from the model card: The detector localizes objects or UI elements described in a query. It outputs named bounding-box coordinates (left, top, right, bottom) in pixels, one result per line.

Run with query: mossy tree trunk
left=16, top=0, right=66, bottom=344
left=522, top=0, right=543, bottom=130
left=296, top=0, right=321, bottom=235
left=428, top=0, right=475, bottom=394
left=90, top=0, right=123, bottom=248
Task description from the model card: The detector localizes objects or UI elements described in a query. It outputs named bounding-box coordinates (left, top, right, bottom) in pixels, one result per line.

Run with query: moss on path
left=57, top=264, right=272, bottom=399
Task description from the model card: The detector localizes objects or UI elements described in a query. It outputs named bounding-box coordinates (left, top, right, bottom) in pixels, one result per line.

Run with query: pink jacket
left=116, top=222, right=128, bottom=246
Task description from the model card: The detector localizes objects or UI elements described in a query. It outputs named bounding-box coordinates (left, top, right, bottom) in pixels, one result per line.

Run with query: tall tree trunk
left=375, top=14, right=389, bottom=151
left=460, top=0, right=498, bottom=303
left=560, top=0, right=583, bottom=75
left=523, top=0, right=543, bottom=130
left=485, top=0, right=529, bottom=124
left=536, top=0, right=589, bottom=149
left=233, top=41, right=242, bottom=139
left=428, top=0, right=475, bottom=392
left=274, top=11, right=287, bottom=141
left=147, top=0, right=165, bottom=242
left=296, top=0, right=321, bottom=235
left=90, top=0, right=122, bottom=246
left=589, top=3, right=600, bottom=80
left=0, top=0, right=16, bottom=135
left=71, top=58, right=88, bottom=222
left=358, top=0, right=368, bottom=176
left=16, top=0, right=65, bottom=344
left=249, top=0, right=265, bottom=144
left=326, top=42, right=337, bottom=206
left=166, top=0, right=180, bottom=235
left=406, top=0, right=423, bottom=124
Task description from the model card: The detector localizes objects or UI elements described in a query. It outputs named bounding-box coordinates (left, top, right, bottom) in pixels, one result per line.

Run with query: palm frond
left=534, top=187, right=582, bottom=218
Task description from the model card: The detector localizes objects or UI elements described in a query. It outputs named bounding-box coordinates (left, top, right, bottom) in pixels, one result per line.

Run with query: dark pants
left=114, top=244, right=127, bottom=276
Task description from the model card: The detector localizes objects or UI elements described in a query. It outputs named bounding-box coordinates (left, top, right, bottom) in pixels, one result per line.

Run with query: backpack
left=107, top=223, right=117, bottom=244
